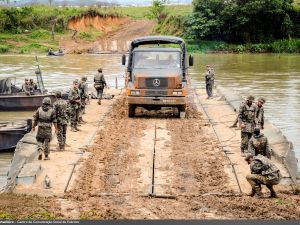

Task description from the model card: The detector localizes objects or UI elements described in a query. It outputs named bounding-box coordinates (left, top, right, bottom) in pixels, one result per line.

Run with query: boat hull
left=0, top=128, right=28, bottom=150
left=0, top=94, right=56, bottom=111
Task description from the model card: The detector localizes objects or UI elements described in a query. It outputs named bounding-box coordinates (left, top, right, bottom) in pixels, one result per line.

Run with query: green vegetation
left=0, top=211, right=15, bottom=220
left=26, top=211, right=55, bottom=220
left=152, top=0, right=300, bottom=53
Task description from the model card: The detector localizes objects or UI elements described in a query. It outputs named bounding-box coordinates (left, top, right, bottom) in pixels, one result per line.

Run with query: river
left=0, top=53, right=300, bottom=167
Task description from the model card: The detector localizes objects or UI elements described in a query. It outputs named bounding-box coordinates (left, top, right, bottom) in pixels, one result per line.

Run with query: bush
left=0, top=44, right=10, bottom=53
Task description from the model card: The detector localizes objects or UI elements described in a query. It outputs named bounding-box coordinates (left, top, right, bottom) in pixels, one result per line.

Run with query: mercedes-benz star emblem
left=153, top=79, right=160, bottom=87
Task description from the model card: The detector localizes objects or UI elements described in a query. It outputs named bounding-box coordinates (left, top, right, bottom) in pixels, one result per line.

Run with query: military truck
left=122, top=36, right=193, bottom=117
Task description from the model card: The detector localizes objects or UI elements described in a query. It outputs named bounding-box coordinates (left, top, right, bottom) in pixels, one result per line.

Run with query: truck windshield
left=133, top=51, right=181, bottom=69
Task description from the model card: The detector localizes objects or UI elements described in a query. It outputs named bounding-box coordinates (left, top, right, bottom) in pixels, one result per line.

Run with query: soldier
left=256, top=97, right=266, bottom=130
left=205, top=65, right=214, bottom=99
left=248, top=127, right=271, bottom=158
left=68, top=80, right=81, bottom=132
left=238, top=95, right=257, bottom=156
left=53, top=91, right=68, bottom=151
left=22, top=78, right=30, bottom=96
left=78, top=76, right=88, bottom=123
left=29, top=78, right=38, bottom=95
left=231, top=97, right=266, bottom=129
left=32, top=97, right=57, bottom=160
left=245, top=154, right=281, bottom=198
left=94, top=68, right=107, bottom=105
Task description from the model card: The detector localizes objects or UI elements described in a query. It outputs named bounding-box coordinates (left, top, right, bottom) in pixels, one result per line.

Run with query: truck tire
left=128, top=104, right=136, bottom=117
left=178, top=105, right=186, bottom=118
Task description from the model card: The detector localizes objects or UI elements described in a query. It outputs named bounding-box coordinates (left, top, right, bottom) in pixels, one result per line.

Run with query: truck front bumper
left=127, top=96, right=186, bottom=106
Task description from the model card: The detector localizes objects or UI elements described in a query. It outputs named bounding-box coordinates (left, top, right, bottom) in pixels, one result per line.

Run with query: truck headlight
left=131, top=90, right=141, bottom=95
left=173, top=91, right=182, bottom=96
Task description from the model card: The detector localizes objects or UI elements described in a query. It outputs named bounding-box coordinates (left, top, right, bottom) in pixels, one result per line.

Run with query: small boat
left=47, top=50, right=65, bottom=56
left=0, top=119, right=32, bottom=151
left=0, top=78, right=56, bottom=111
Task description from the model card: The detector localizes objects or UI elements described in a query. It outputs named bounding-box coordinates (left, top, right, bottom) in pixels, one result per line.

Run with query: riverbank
left=1, top=85, right=300, bottom=219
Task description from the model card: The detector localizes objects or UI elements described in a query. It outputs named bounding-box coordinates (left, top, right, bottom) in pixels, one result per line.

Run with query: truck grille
left=145, top=90, right=168, bottom=96
left=145, top=78, right=168, bottom=88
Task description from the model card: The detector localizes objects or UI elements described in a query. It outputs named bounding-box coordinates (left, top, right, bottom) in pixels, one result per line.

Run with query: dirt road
left=1, top=93, right=300, bottom=219
left=61, top=20, right=155, bottom=54
left=61, top=95, right=300, bottom=220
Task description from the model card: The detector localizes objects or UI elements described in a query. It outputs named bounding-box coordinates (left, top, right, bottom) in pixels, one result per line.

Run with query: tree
left=149, top=0, right=167, bottom=21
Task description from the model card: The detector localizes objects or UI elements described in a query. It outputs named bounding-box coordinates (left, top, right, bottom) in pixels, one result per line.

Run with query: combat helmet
left=42, top=97, right=51, bottom=105
left=258, top=97, right=266, bottom=104
left=81, top=76, right=87, bottom=81
left=98, top=68, right=102, bottom=73
left=35, top=70, right=40, bottom=75
left=246, top=95, right=255, bottom=101
left=56, top=91, right=62, bottom=98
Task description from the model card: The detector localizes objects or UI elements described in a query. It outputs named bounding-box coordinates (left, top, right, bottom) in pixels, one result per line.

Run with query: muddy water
left=1, top=53, right=300, bottom=167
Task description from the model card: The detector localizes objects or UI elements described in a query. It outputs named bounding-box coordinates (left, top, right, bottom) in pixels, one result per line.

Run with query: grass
left=0, top=211, right=15, bottom=220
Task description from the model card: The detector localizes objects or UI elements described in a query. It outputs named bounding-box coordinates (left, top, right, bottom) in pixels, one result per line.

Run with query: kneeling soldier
left=245, top=154, right=281, bottom=198
left=33, top=97, right=58, bottom=160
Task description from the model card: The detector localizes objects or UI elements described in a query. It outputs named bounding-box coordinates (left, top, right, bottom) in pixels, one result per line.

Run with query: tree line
left=184, top=0, right=300, bottom=43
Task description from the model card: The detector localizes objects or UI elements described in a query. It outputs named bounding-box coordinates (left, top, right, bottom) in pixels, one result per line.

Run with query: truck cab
left=122, top=36, right=193, bottom=117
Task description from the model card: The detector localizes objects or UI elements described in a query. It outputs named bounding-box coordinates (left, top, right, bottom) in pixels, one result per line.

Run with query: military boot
left=71, top=126, right=77, bottom=132
left=79, top=117, right=87, bottom=124
left=75, top=125, right=81, bottom=131
left=267, top=185, right=278, bottom=198
left=98, top=99, right=101, bottom=105
left=253, top=186, right=263, bottom=198
left=38, top=153, right=43, bottom=160
left=44, top=155, right=50, bottom=160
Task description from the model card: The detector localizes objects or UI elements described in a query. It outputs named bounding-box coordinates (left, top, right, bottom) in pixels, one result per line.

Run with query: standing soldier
left=205, top=65, right=214, bottom=99
left=94, top=68, right=107, bottom=105
left=238, top=95, right=257, bottom=156
left=32, top=97, right=57, bottom=160
left=78, top=76, right=88, bottom=123
left=248, top=127, right=271, bottom=158
left=245, top=154, right=281, bottom=198
left=68, top=80, right=81, bottom=132
left=53, top=91, right=68, bottom=151
left=255, top=97, right=266, bottom=130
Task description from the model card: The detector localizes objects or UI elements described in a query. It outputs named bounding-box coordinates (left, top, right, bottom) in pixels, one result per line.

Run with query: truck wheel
left=128, top=104, right=136, bottom=117
left=178, top=105, right=186, bottom=118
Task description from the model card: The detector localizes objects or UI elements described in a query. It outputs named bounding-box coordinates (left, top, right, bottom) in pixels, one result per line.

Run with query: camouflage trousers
left=96, top=88, right=104, bottom=99
left=56, top=124, right=67, bottom=148
left=241, top=132, right=252, bottom=153
left=206, top=83, right=213, bottom=97
left=246, top=174, right=280, bottom=192
left=69, top=107, right=79, bottom=127
left=36, top=137, right=50, bottom=156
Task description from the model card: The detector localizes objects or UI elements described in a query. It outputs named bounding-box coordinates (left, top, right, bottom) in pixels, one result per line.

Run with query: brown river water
left=0, top=53, right=300, bottom=169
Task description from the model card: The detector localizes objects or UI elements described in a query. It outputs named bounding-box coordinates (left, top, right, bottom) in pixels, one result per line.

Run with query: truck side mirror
left=122, top=54, right=126, bottom=65
left=189, top=55, right=194, bottom=67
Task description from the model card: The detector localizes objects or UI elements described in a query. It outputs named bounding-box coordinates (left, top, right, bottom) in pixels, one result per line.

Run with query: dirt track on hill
left=61, top=19, right=155, bottom=54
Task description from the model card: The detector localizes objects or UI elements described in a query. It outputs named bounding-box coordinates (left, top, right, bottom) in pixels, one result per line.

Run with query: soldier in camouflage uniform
left=94, top=68, right=107, bottom=105
left=231, top=97, right=266, bottom=128
left=68, top=80, right=81, bottom=132
left=53, top=91, right=69, bottom=151
left=238, top=95, right=257, bottom=156
left=255, top=97, right=266, bottom=130
left=32, top=97, right=57, bottom=160
left=248, top=127, right=271, bottom=158
left=245, top=154, right=281, bottom=198
left=78, top=76, right=88, bottom=123
left=205, top=65, right=214, bottom=99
